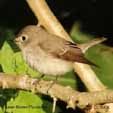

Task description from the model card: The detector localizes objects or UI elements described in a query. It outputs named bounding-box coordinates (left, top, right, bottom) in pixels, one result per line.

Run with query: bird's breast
left=22, top=47, right=73, bottom=76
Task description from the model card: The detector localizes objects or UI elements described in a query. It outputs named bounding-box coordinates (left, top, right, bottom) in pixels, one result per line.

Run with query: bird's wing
left=38, top=34, right=92, bottom=64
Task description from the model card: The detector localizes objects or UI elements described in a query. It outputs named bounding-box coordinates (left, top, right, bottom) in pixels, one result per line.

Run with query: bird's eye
left=22, top=36, right=26, bottom=41
left=20, top=35, right=28, bottom=42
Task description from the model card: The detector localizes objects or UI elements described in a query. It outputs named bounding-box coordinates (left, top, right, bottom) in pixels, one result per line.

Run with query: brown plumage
left=14, top=25, right=94, bottom=75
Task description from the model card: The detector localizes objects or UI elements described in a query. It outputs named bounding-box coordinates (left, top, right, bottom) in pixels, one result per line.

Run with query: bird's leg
left=32, top=74, right=45, bottom=85
left=47, top=76, right=58, bottom=94
left=37, top=74, right=45, bottom=82
left=13, top=59, right=19, bottom=74
left=31, top=74, right=45, bottom=93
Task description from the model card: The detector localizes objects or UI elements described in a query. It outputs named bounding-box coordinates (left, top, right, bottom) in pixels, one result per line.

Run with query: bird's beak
left=14, top=38, right=19, bottom=43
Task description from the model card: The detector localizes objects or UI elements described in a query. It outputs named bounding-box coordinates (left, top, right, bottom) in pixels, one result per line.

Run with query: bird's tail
left=77, top=37, right=106, bottom=53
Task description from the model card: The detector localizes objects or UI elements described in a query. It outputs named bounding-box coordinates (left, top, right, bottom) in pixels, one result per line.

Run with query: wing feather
left=38, top=32, right=93, bottom=64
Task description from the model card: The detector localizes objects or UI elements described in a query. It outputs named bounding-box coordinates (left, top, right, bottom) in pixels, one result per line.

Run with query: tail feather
left=77, top=37, right=107, bottom=53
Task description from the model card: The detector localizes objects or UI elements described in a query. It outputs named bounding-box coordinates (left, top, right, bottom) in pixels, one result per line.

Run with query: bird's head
left=14, top=25, right=44, bottom=49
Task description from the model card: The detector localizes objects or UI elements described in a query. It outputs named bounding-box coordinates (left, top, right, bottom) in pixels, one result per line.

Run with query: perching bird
left=14, top=25, right=104, bottom=76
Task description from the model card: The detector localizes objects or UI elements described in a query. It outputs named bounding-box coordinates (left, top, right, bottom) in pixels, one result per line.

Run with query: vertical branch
left=74, top=64, right=106, bottom=91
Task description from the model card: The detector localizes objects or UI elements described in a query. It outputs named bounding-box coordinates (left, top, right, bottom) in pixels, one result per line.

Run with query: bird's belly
left=23, top=49, right=73, bottom=76
left=37, top=57, right=73, bottom=75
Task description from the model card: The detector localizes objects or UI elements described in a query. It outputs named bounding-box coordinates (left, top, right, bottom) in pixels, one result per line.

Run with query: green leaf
left=6, top=91, right=45, bottom=113
left=0, top=107, right=4, bottom=113
left=0, top=41, right=15, bottom=73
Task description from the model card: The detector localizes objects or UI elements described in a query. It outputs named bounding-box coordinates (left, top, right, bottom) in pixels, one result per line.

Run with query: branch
left=0, top=73, right=112, bottom=111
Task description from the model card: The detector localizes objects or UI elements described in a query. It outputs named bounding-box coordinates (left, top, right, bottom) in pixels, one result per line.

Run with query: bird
left=14, top=25, right=102, bottom=76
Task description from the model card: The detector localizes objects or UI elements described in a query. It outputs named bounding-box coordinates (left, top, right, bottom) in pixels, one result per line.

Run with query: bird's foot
left=31, top=74, right=45, bottom=93
left=47, top=76, right=58, bottom=94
